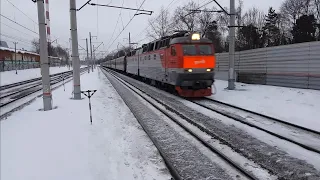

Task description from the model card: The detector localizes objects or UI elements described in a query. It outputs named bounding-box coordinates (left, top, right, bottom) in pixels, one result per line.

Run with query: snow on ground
left=211, top=80, right=320, bottom=132
left=0, top=65, right=87, bottom=86
left=0, top=69, right=170, bottom=180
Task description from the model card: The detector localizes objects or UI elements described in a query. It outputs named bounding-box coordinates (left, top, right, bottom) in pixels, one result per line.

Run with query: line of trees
left=146, top=0, right=320, bottom=52
left=31, top=38, right=70, bottom=64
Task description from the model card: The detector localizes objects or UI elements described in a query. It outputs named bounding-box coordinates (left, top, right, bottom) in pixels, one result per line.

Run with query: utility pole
left=14, top=42, right=18, bottom=74
left=89, top=32, right=93, bottom=72
left=129, top=32, right=131, bottom=48
left=93, top=45, right=95, bottom=68
left=86, top=38, right=90, bottom=73
left=35, top=0, right=52, bottom=111
left=228, top=0, right=236, bottom=90
left=70, top=0, right=81, bottom=99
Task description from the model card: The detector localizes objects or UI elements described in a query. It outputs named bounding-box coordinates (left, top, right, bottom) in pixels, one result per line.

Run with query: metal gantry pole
left=228, top=0, right=236, bottom=90
left=14, top=42, right=18, bottom=74
left=36, top=0, right=52, bottom=111
left=70, top=0, right=82, bottom=99
left=129, top=32, right=131, bottom=48
left=89, top=32, right=93, bottom=72
left=93, top=45, right=95, bottom=68
left=86, top=38, right=90, bottom=73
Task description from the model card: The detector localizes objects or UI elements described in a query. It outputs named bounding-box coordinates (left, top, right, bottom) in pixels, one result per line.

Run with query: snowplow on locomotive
left=103, top=31, right=216, bottom=97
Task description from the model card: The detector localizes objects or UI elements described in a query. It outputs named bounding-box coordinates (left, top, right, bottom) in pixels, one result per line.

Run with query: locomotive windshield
left=182, top=44, right=213, bottom=56
left=182, top=45, right=197, bottom=55
left=199, top=45, right=212, bottom=55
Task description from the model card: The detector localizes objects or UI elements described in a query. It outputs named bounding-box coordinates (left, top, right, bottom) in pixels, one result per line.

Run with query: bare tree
left=172, top=1, right=199, bottom=31
left=236, top=0, right=244, bottom=26
left=217, top=7, right=230, bottom=37
left=313, top=0, right=320, bottom=21
left=147, top=6, right=173, bottom=40
left=31, top=39, right=40, bottom=53
left=198, top=7, right=218, bottom=37
left=243, top=7, right=265, bottom=30
left=281, top=0, right=312, bottom=24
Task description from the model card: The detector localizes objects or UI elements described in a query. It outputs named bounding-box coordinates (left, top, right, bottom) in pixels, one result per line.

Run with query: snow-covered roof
left=0, top=46, right=39, bottom=56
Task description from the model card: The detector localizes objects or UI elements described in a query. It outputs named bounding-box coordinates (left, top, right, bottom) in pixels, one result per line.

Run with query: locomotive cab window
left=182, top=45, right=197, bottom=55
left=171, top=46, right=176, bottom=56
left=199, top=45, right=213, bottom=55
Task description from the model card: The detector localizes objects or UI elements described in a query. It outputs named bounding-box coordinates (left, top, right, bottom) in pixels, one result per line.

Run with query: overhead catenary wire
left=1, top=33, right=34, bottom=44
left=105, top=0, right=125, bottom=49
left=131, top=0, right=181, bottom=41
left=3, top=38, right=34, bottom=49
left=133, top=0, right=214, bottom=44
left=102, top=0, right=148, bottom=56
left=5, top=0, right=72, bottom=49
left=1, top=22, right=38, bottom=38
left=5, top=0, right=38, bottom=25
left=0, top=14, right=39, bottom=35
left=0, top=34, right=35, bottom=47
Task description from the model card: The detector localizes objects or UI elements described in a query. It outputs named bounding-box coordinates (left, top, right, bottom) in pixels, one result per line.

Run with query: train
left=102, top=31, right=216, bottom=97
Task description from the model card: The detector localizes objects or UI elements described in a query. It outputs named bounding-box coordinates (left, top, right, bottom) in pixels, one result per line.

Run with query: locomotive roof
left=170, top=36, right=212, bottom=44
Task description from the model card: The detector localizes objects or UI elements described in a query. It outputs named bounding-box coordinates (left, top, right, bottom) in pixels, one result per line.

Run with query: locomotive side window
left=171, top=46, right=176, bottom=56
left=199, top=45, right=213, bottom=55
left=182, top=45, right=197, bottom=55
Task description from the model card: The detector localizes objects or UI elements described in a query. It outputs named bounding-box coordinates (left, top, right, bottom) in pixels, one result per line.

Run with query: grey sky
left=1, top=0, right=282, bottom=58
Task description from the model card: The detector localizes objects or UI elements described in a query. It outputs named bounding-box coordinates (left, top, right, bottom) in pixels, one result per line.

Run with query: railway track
left=190, top=98, right=320, bottom=154
left=101, top=67, right=274, bottom=180
left=0, top=68, right=87, bottom=115
left=0, top=69, right=76, bottom=91
left=101, top=66, right=320, bottom=179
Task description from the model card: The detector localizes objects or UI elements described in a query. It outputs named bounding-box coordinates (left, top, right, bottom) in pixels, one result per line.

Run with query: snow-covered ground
left=210, top=80, right=320, bottom=132
left=0, top=66, right=87, bottom=86
left=0, top=69, right=170, bottom=180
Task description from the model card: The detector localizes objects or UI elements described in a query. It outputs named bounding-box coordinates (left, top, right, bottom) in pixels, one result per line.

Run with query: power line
left=134, top=0, right=213, bottom=43
left=212, top=0, right=229, bottom=15
left=4, top=38, right=34, bottom=48
left=103, top=0, right=148, bottom=55
left=5, top=0, right=38, bottom=25
left=89, top=3, right=153, bottom=14
left=131, top=0, right=181, bottom=40
left=1, top=33, right=34, bottom=43
left=105, top=0, right=125, bottom=48
left=1, top=33, right=34, bottom=45
left=5, top=0, right=70, bottom=49
left=1, top=22, right=38, bottom=38
left=0, top=14, right=39, bottom=35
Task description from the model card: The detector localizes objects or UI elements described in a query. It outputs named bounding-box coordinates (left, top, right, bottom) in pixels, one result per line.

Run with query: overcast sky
left=1, top=0, right=282, bottom=59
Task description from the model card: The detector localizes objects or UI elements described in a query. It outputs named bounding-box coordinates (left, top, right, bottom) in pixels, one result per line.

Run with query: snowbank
left=211, top=80, right=320, bottom=132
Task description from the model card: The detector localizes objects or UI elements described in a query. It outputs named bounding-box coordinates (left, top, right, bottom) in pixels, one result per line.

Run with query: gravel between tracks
left=103, top=70, right=234, bottom=180
left=111, top=70, right=320, bottom=180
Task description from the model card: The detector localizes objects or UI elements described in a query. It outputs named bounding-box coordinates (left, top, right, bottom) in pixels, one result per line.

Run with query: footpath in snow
left=211, top=80, right=320, bottom=132
left=0, top=66, right=87, bottom=86
left=0, top=68, right=171, bottom=180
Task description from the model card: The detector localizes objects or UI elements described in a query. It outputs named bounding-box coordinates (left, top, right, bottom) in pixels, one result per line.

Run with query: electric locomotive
left=106, top=31, right=216, bottom=97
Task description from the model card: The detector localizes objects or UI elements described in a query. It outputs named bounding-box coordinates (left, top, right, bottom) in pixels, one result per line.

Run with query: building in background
left=0, top=46, right=64, bottom=72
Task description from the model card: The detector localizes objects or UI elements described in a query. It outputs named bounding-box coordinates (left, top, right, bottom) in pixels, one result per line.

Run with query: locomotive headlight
left=206, top=69, right=212, bottom=72
left=191, top=33, right=200, bottom=40
left=187, top=69, right=193, bottom=72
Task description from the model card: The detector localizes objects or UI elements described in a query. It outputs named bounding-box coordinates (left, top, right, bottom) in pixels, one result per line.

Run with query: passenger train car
left=103, top=31, right=216, bottom=97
